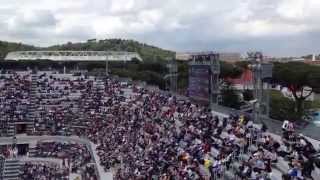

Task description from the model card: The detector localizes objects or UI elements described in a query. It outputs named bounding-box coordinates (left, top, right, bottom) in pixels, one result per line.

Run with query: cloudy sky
left=0, top=0, right=319, bottom=56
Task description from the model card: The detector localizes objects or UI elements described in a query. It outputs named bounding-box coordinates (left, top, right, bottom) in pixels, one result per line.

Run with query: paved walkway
left=90, top=142, right=113, bottom=180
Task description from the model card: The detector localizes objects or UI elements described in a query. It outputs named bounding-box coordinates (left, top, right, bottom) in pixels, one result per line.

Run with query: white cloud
left=109, top=0, right=136, bottom=14
left=0, top=0, right=319, bottom=56
left=8, top=10, right=57, bottom=29
left=277, top=0, right=306, bottom=19
left=235, top=20, right=308, bottom=37
left=93, top=16, right=124, bottom=36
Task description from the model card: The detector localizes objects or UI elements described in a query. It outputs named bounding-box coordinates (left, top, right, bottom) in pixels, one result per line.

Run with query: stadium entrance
left=16, top=144, right=29, bottom=156
left=16, top=123, right=27, bottom=134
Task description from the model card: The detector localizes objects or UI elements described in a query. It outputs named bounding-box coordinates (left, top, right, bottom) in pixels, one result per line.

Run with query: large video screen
left=188, top=65, right=211, bottom=101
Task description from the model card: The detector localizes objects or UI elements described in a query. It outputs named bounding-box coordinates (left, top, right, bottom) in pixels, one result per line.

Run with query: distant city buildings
left=176, top=52, right=241, bottom=62
left=177, top=51, right=320, bottom=65
left=258, top=54, right=320, bottom=65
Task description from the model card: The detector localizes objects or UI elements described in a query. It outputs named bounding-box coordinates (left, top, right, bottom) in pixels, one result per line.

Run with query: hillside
left=0, top=39, right=175, bottom=61
left=0, top=41, right=37, bottom=59
left=46, top=39, right=175, bottom=61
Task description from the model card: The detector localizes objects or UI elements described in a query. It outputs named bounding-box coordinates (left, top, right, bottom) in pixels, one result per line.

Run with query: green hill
left=46, top=39, right=175, bottom=61
left=0, top=41, right=37, bottom=59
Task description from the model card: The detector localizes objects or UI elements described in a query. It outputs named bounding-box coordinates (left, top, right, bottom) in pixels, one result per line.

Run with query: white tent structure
left=4, top=51, right=143, bottom=75
left=5, top=51, right=142, bottom=62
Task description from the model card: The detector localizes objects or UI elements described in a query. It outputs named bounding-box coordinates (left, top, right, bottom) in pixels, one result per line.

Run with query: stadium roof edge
left=4, top=50, right=143, bottom=61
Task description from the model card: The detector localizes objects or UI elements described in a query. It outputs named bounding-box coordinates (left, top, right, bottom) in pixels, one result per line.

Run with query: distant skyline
left=0, top=0, right=319, bottom=56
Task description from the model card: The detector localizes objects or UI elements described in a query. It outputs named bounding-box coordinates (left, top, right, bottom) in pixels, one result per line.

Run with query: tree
left=220, top=61, right=243, bottom=79
left=273, top=62, right=320, bottom=120
left=220, top=83, right=241, bottom=109
left=270, top=90, right=298, bottom=120
left=235, top=61, right=250, bottom=70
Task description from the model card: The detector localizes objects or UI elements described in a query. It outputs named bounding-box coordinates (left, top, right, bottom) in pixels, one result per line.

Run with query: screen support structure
left=166, top=59, right=178, bottom=93
left=248, top=52, right=273, bottom=123
left=210, top=54, right=220, bottom=108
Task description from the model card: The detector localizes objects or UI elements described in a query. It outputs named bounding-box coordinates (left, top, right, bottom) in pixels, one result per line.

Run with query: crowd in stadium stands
left=33, top=142, right=92, bottom=173
left=20, top=162, right=69, bottom=180
left=0, top=72, right=30, bottom=136
left=0, top=71, right=319, bottom=180
left=82, top=164, right=99, bottom=180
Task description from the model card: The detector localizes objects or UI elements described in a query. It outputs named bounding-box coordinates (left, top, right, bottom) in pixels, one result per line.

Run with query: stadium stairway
left=2, top=159, right=21, bottom=180
left=0, top=156, right=5, bottom=180
left=26, top=73, right=38, bottom=134
left=7, top=122, right=15, bottom=137
left=28, top=143, right=37, bottom=157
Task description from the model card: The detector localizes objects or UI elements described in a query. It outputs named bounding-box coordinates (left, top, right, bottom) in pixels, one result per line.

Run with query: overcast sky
left=0, top=0, right=319, bottom=56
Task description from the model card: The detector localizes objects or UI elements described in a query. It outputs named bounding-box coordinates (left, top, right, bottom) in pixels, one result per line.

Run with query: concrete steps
left=25, top=73, right=38, bottom=135
left=2, top=159, right=21, bottom=180
left=28, top=147, right=37, bottom=157
left=0, top=156, right=5, bottom=180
